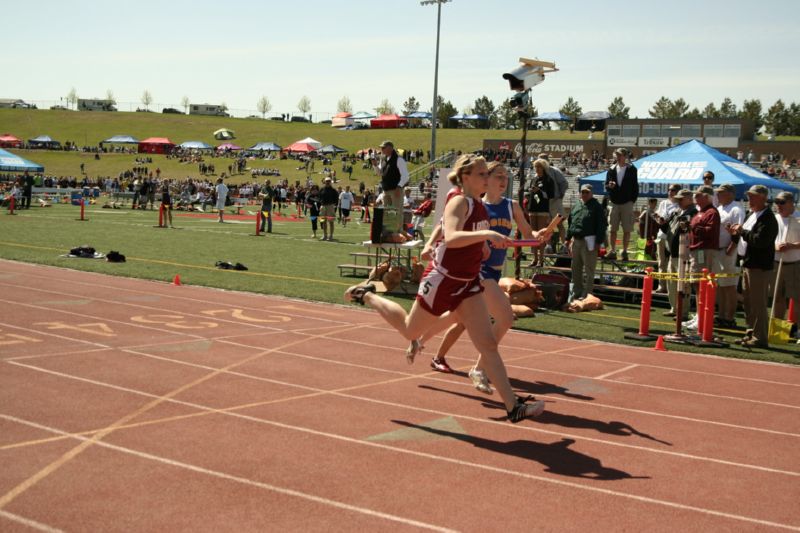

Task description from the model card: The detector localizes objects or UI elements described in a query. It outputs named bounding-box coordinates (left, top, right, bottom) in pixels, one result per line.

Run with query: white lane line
left=595, top=364, right=639, bottom=380
left=0, top=510, right=64, bottom=533
left=3, top=413, right=799, bottom=532
left=0, top=416, right=455, bottom=533
left=7, top=359, right=800, bottom=477
left=3, top=317, right=798, bottom=442
left=5, top=260, right=799, bottom=383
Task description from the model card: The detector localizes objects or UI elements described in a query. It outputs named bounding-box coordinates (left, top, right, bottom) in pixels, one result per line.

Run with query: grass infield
left=2, top=203, right=797, bottom=365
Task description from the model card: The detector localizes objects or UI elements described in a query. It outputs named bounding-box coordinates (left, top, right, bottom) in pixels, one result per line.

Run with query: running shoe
left=468, top=367, right=493, bottom=395
left=507, top=395, right=545, bottom=423
left=405, top=339, right=422, bottom=365
left=682, top=315, right=699, bottom=330
left=430, top=357, right=453, bottom=373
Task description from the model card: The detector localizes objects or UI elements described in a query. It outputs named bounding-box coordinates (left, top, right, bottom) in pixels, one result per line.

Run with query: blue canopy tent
left=406, top=111, right=432, bottom=119
left=0, top=148, right=44, bottom=172
left=249, top=142, right=282, bottom=151
left=318, top=144, right=347, bottom=154
left=351, top=111, right=376, bottom=120
left=101, top=135, right=139, bottom=144
left=576, top=111, right=612, bottom=131
left=28, top=135, right=61, bottom=149
left=533, top=111, right=571, bottom=121
left=579, top=140, right=799, bottom=199
left=179, top=141, right=213, bottom=150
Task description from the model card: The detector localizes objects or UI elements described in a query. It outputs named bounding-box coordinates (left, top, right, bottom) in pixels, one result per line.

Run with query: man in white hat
left=772, top=191, right=800, bottom=321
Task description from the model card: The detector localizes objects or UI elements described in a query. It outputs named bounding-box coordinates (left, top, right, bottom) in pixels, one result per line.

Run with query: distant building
left=78, top=99, right=117, bottom=112
left=605, top=118, right=754, bottom=156
left=189, top=103, right=229, bottom=117
left=0, top=98, right=31, bottom=109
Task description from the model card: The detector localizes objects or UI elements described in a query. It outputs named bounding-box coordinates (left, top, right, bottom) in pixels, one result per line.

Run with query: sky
left=5, top=0, right=799, bottom=119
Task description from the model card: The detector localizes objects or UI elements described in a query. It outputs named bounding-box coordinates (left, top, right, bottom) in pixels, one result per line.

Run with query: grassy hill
left=1, top=109, right=594, bottom=186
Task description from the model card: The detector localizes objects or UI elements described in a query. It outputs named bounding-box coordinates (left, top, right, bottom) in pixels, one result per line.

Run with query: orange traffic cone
left=654, top=335, right=667, bottom=351
left=173, top=274, right=182, bottom=286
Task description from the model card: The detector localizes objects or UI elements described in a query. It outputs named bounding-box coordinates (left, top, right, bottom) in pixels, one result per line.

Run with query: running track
left=0, top=260, right=798, bottom=532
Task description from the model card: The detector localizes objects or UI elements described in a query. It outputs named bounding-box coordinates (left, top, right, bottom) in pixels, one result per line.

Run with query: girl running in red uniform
left=344, top=154, right=545, bottom=422
left=418, top=162, right=551, bottom=392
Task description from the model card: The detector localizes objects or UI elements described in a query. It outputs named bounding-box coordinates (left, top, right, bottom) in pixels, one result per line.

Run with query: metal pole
left=430, top=1, right=442, bottom=163
left=514, top=99, right=529, bottom=279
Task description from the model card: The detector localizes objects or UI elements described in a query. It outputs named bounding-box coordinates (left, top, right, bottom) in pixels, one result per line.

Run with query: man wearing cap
left=658, top=189, right=697, bottom=319
left=604, top=148, right=638, bottom=261
left=319, top=177, right=339, bottom=241
left=372, top=140, right=409, bottom=237
left=566, top=184, right=607, bottom=302
left=714, top=183, right=745, bottom=327
left=682, top=185, right=720, bottom=331
left=772, top=191, right=800, bottom=322
left=728, top=184, right=778, bottom=348
left=654, top=184, right=681, bottom=293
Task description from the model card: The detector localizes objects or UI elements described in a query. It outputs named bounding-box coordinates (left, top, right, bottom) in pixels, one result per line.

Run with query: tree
left=66, top=87, right=78, bottom=109
left=559, top=97, right=582, bottom=130
left=181, top=95, right=190, bottom=113
left=670, top=98, right=689, bottom=118
left=719, top=97, right=737, bottom=118
left=787, top=102, right=800, bottom=136
left=685, top=107, right=703, bottom=119
left=141, top=90, right=153, bottom=110
left=495, top=98, right=517, bottom=129
left=738, top=99, right=763, bottom=133
left=401, top=96, right=420, bottom=116
left=472, top=95, right=496, bottom=128
left=220, top=102, right=228, bottom=113
left=297, top=95, right=311, bottom=114
left=432, top=95, right=457, bottom=129
left=703, top=102, right=720, bottom=118
left=257, top=96, right=272, bottom=119
left=105, top=90, right=116, bottom=104
left=764, top=99, right=790, bottom=136
left=648, top=96, right=673, bottom=119
left=337, top=96, right=352, bottom=114
left=374, top=98, right=395, bottom=115
left=607, top=96, right=629, bottom=119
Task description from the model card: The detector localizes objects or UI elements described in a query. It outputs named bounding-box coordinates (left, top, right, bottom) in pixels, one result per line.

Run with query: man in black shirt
left=319, top=177, right=339, bottom=241
left=605, top=148, right=639, bottom=261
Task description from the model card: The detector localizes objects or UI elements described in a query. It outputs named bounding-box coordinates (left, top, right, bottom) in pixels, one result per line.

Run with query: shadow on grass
left=391, top=420, right=649, bottom=480
left=418, top=384, right=670, bottom=446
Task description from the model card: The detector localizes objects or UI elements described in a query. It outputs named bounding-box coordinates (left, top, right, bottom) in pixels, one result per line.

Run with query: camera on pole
left=503, top=57, right=558, bottom=279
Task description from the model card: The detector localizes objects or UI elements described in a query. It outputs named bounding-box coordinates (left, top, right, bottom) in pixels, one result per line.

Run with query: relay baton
left=509, top=239, right=540, bottom=247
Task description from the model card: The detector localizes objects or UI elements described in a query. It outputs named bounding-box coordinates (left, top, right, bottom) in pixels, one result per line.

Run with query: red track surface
left=0, top=260, right=798, bottom=532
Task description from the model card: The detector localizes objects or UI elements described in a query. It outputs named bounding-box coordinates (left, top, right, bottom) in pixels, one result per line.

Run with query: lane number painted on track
left=130, top=314, right=218, bottom=329
left=0, top=331, right=42, bottom=346
left=201, top=309, right=291, bottom=323
left=34, top=321, right=116, bottom=337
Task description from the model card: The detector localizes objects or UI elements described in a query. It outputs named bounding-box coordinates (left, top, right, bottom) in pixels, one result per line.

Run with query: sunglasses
left=775, top=200, right=787, bottom=205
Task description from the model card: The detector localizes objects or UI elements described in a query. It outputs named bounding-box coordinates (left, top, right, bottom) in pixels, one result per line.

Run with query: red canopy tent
left=283, top=142, right=318, bottom=153
left=138, top=137, right=175, bottom=154
left=0, top=133, right=23, bottom=148
left=369, top=114, right=408, bottom=129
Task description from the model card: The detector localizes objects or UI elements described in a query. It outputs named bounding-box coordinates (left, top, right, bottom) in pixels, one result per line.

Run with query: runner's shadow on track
left=391, top=420, right=650, bottom=481
left=447, top=373, right=594, bottom=401
left=418, top=384, right=670, bottom=446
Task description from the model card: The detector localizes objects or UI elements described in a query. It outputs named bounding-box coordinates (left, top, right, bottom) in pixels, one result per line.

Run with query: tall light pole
left=421, top=0, right=450, bottom=163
